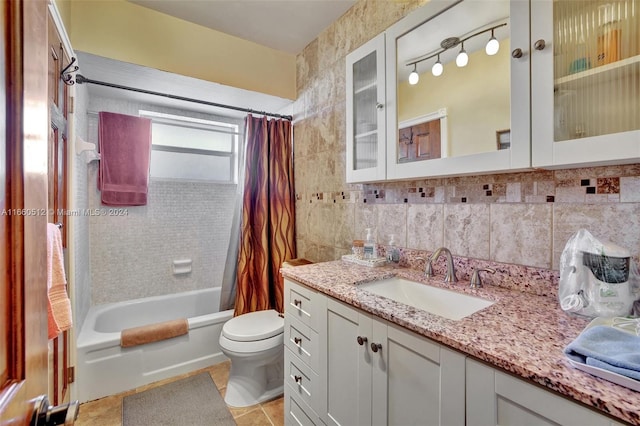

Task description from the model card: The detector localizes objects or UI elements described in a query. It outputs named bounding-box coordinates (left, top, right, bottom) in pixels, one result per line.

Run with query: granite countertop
left=281, top=260, right=640, bottom=425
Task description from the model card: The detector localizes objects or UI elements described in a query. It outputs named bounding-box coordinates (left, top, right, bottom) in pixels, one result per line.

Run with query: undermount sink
left=359, top=277, right=495, bottom=321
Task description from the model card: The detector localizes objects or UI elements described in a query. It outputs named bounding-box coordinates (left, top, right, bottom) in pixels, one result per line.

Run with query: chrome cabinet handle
left=371, top=342, right=382, bottom=353
left=356, top=336, right=368, bottom=346
left=511, top=48, right=523, bottom=58
left=534, top=39, right=546, bottom=51
left=294, top=337, right=302, bottom=345
left=294, top=375, right=302, bottom=383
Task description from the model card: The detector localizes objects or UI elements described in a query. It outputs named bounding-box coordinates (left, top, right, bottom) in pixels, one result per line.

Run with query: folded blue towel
left=564, top=325, right=640, bottom=381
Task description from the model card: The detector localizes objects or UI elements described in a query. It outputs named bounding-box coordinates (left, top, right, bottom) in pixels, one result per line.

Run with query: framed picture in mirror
left=497, top=129, right=510, bottom=150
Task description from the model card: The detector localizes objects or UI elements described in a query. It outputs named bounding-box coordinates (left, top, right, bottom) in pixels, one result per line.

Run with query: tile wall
left=83, top=95, right=240, bottom=306
left=293, top=0, right=640, bottom=274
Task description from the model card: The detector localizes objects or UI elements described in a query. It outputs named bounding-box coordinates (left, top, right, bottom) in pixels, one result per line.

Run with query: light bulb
left=408, top=65, right=419, bottom=85
left=431, top=56, right=443, bottom=77
left=456, top=46, right=468, bottom=67
left=486, top=36, right=500, bottom=55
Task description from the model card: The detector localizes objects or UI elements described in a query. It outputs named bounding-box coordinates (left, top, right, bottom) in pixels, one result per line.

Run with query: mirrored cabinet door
left=532, top=0, right=640, bottom=168
left=346, top=34, right=387, bottom=183
left=385, top=0, right=531, bottom=180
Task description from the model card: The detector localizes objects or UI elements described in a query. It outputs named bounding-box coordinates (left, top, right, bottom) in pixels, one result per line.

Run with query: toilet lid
left=222, top=309, right=283, bottom=342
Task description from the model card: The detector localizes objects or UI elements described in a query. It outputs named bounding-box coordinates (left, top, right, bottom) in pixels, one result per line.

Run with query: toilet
left=219, top=309, right=284, bottom=407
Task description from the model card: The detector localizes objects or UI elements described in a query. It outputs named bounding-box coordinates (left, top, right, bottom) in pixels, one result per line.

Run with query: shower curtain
left=234, top=114, right=296, bottom=316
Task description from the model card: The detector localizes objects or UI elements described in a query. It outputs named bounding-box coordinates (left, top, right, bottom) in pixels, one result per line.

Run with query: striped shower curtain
left=235, top=114, right=296, bottom=316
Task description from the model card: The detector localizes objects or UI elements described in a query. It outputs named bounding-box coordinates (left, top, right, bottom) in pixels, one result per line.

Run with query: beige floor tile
left=262, top=397, right=284, bottom=426
left=75, top=394, right=123, bottom=426
left=234, top=407, right=273, bottom=426
left=229, top=402, right=261, bottom=418
left=209, top=359, right=231, bottom=390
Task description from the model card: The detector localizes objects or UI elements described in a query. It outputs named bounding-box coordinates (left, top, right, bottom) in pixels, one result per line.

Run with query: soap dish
left=342, top=254, right=388, bottom=267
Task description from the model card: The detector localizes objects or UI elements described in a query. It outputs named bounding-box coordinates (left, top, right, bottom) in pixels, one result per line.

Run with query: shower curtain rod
left=75, top=74, right=293, bottom=121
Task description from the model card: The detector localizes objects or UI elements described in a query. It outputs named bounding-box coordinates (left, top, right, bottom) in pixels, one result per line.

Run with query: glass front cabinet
left=346, top=33, right=387, bottom=183
left=531, top=0, right=640, bottom=168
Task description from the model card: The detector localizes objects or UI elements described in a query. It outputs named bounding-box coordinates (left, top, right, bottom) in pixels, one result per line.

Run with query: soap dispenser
left=387, top=234, right=400, bottom=265
left=364, top=228, right=377, bottom=259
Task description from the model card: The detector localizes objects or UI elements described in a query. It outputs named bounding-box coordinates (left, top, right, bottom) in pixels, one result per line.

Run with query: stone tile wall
left=293, top=0, right=640, bottom=272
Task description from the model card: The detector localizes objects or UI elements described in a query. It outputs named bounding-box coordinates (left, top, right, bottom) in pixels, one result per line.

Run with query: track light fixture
left=456, top=42, right=469, bottom=67
left=409, top=63, right=420, bottom=85
left=485, top=29, right=500, bottom=55
left=431, top=54, right=443, bottom=76
left=406, top=22, right=506, bottom=82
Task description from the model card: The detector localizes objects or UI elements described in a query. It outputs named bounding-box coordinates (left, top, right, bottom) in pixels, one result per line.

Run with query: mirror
left=395, top=0, right=511, bottom=160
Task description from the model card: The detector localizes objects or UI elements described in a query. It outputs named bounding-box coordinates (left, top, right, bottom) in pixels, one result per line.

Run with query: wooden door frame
left=0, top=0, right=51, bottom=423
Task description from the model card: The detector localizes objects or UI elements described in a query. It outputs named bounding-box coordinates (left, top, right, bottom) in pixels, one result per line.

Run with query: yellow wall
left=65, top=0, right=296, bottom=100
left=398, top=41, right=510, bottom=157
left=55, top=0, right=72, bottom=33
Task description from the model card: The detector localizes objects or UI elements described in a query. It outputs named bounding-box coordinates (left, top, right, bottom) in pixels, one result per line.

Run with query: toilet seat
left=222, top=309, right=283, bottom=342
left=220, top=309, right=284, bottom=354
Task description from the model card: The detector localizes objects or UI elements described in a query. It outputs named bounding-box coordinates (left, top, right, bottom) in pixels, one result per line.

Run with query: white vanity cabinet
left=324, top=298, right=465, bottom=426
left=530, top=0, right=640, bottom=168
left=284, top=279, right=465, bottom=425
left=346, top=33, right=387, bottom=183
left=466, top=358, right=624, bottom=426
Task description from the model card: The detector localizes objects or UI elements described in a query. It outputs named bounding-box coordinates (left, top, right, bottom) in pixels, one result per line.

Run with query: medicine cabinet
left=531, top=0, right=640, bottom=168
left=346, top=34, right=387, bottom=182
left=346, top=0, right=640, bottom=183
left=346, top=0, right=530, bottom=183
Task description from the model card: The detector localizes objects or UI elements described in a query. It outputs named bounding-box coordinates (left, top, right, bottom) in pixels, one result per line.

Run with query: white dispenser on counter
left=559, top=229, right=638, bottom=318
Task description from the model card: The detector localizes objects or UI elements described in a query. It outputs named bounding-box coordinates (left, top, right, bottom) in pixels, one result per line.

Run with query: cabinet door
left=466, top=358, right=620, bottom=426
left=398, top=121, right=442, bottom=163
left=373, top=321, right=465, bottom=426
left=531, top=0, right=640, bottom=168
left=385, top=0, right=531, bottom=180
left=346, top=33, right=387, bottom=183
left=325, top=298, right=373, bottom=426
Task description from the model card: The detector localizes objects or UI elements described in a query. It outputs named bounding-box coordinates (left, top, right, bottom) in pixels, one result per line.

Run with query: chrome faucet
left=425, top=247, right=458, bottom=282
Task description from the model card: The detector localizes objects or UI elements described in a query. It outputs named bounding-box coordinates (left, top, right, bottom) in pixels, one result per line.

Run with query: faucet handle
left=470, top=268, right=496, bottom=288
left=425, top=259, right=435, bottom=277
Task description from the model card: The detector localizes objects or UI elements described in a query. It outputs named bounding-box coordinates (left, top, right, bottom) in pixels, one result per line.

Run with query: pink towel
left=98, top=112, right=152, bottom=206
left=47, top=223, right=72, bottom=339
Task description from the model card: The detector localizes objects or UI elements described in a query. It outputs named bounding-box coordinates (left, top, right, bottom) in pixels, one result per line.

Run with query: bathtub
left=76, top=287, right=233, bottom=402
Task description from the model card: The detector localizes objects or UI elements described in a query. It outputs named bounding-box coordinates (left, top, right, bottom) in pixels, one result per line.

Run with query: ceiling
left=76, top=52, right=295, bottom=119
left=127, top=0, right=356, bottom=54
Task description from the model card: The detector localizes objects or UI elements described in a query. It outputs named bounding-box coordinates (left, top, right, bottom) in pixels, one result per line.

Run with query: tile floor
left=75, top=360, right=284, bottom=426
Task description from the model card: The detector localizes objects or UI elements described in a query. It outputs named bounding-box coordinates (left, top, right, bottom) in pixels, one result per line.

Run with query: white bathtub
left=76, top=287, right=233, bottom=402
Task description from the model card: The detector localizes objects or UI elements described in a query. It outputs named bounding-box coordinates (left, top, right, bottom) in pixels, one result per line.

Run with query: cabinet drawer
left=285, top=347, right=321, bottom=415
left=284, top=316, right=320, bottom=372
left=285, top=381, right=324, bottom=426
left=284, top=279, right=323, bottom=331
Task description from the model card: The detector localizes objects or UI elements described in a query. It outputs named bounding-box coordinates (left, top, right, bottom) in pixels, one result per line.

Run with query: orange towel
left=120, top=319, right=189, bottom=348
left=47, top=223, right=72, bottom=339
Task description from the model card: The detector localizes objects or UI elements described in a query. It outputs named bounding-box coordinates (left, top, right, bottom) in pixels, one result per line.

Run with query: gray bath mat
left=123, top=372, right=236, bottom=426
